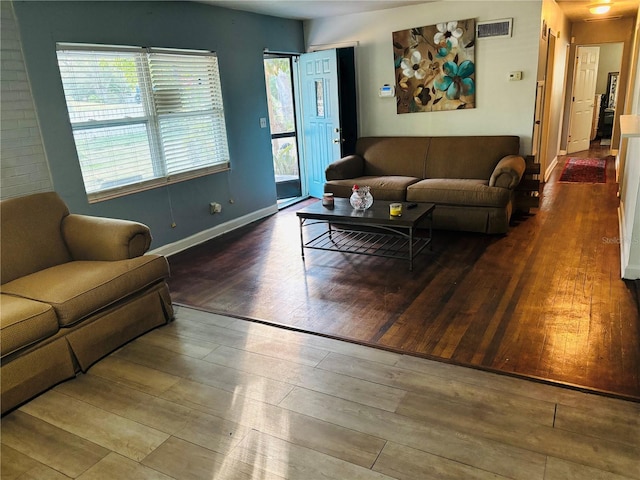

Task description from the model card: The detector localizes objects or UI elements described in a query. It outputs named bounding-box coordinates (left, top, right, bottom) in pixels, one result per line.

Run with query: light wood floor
left=2, top=306, right=639, bottom=479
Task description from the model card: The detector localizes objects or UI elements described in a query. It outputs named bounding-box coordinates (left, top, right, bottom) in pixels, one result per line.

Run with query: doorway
left=592, top=42, right=623, bottom=147
left=536, top=30, right=557, bottom=180
left=264, top=48, right=358, bottom=204
left=562, top=41, right=625, bottom=156
left=297, top=48, right=357, bottom=198
left=263, top=54, right=305, bottom=206
left=567, top=45, right=600, bottom=154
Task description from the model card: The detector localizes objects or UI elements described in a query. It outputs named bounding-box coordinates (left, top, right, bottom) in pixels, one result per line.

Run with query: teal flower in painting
left=434, top=60, right=475, bottom=100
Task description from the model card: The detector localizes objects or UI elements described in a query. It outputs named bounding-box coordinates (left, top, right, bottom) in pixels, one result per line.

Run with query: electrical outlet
left=209, top=202, right=222, bottom=214
left=260, top=117, right=267, bottom=128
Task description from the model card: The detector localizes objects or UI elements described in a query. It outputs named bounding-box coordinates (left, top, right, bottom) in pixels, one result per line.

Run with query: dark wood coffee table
left=296, top=198, right=435, bottom=271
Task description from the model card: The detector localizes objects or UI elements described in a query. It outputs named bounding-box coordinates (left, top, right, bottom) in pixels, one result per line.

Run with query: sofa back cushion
left=1, top=192, right=73, bottom=284
left=425, top=136, right=520, bottom=180
left=357, top=137, right=430, bottom=178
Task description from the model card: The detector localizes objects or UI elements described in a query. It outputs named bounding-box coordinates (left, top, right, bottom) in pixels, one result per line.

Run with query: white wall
left=619, top=9, right=640, bottom=279
left=304, top=1, right=542, bottom=155
left=0, top=1, right=52, bottom=199
left=539, top=0, right=571, bottom=179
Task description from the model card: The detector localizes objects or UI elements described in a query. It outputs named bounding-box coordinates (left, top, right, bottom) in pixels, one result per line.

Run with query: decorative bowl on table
left=349, top=184, right=373, bottom=210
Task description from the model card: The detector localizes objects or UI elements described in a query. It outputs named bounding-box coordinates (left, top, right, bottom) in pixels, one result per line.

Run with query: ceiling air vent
left=476, top=18, right=513, bottom=39
left=584, top=15, right=622, bottom=21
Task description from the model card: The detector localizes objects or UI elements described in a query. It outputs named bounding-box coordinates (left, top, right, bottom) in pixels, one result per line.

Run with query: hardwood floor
left=2, top=306, right=639, bottom=479
left=168, top=146, right=640, bottom=400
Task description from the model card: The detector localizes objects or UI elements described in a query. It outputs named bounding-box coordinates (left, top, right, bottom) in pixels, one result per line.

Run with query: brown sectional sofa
left=324, top=136, right=526, bottom=234
left=1, top=192, right=173, bottom=414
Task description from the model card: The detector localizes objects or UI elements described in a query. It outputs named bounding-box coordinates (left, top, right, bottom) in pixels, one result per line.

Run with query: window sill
left=87, top=163, right=230, bottom=204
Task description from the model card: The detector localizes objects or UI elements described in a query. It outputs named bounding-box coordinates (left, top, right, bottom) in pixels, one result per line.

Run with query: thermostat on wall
left=379, top=84, right=395, bottom=97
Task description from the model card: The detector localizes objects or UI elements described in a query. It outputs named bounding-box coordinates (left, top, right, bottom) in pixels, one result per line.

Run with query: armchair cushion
left=62, top=214, right=152, bottom=261
left=0, top=294, right=58, bottom=357
left=2, top=255, right=170, bottom=327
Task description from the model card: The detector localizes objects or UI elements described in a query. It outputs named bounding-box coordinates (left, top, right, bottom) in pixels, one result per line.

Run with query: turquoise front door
left=299, top=50, right=343, bottom=199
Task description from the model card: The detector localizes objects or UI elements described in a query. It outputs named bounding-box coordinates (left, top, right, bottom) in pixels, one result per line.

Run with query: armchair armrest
left=489, top=155, right=526, bottom=189
left=325, top=154, right=364, bottom=181
left=62, top=214, right=152, bottom=261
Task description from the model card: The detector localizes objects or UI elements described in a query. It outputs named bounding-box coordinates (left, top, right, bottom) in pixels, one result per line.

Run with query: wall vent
left=584, top=15, right=622, bottom=22
left=476, top=18, right=513, bottom=39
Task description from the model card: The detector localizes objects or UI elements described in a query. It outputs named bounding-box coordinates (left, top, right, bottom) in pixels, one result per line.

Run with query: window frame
left=56, top=43, right=231, bottom=203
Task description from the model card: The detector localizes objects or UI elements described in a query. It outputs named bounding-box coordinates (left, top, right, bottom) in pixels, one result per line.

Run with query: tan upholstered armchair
left=1, top=192, right=173, bottom=414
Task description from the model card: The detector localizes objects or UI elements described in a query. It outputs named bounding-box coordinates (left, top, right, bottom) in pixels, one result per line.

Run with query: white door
left=567, top=46, right=599, bottom=154
left=299, top=50, right=342, bottom=198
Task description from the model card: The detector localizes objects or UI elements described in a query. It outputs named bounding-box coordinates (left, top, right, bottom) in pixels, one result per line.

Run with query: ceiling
left=556, top=0, right=639, bottom=21
left=196, top=1, right=427, bottom=20
left=198, top=0, right=639, bottom=21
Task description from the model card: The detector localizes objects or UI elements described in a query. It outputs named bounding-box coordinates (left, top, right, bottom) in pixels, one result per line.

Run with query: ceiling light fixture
left=589, top=2, right=613, bottom=14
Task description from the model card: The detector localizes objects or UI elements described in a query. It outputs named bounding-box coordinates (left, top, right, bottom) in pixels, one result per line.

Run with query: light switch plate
left=509, top=71, right=522, bottom=81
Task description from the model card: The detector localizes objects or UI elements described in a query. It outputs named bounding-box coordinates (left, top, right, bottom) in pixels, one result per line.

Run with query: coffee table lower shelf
left=300, top=223, right=431, bottom=271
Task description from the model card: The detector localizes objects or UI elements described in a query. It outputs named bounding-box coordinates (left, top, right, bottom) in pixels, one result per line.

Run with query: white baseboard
left=150, top=204, right=278, bottom=257
left=623, top=264, right=640, bottom=279
left=618, top=206, right=640, bottom=279
left=545, top=156, right=558, bottom=182
left=559, top=150, right=567, bottom=155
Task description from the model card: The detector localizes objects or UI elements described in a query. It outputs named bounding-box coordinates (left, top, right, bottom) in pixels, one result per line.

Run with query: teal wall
left=13, top=1, right=304, bottom=248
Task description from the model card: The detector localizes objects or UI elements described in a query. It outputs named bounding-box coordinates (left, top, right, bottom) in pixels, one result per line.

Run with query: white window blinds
left=56, top=44, right=230, bottom=202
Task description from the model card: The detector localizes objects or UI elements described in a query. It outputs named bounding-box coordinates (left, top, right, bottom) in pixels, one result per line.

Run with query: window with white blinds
left=56, top=44, right=230, bottom=202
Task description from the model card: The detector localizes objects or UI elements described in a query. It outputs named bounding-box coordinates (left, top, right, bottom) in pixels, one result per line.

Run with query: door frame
left=263, top=52, right=309, bottom=206
left=539, top=30, right=557, bottom=179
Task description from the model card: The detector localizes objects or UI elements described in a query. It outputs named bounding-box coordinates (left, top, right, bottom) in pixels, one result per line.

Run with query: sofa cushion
left=0, top=294, right=59, bottom=357
left=356, top=137, right=430, bottom=178
left=424, top=136, right=520, bottom=180
left=2, top=255, right=169, bottom=327
left=1, top=192, right=72, bottom=284
left=325, top=176, right=420, bottom=201
left=406, top=179, right=511, bottom=207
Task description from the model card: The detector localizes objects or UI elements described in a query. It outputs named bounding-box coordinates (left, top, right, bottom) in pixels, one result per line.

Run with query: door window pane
left=271, top=137, right=299, bottom=177
left=264, top=58, right=295, bottom=134
left=315, top=80, right=325, bottom=117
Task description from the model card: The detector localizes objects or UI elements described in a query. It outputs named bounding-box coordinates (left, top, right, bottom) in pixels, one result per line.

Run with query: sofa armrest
left=62, top=214, right=152, bottom=261
left=325, top=154, right=364, bottom=181
left=489, top=155, right=526, bottom=189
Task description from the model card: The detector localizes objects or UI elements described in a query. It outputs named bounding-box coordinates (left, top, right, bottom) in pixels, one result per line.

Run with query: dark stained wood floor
left=168, top=145, right=640, bottom=401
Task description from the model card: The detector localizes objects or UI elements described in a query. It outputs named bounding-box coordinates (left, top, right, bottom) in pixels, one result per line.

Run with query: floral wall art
left=393, top=19, right=476, bottom=113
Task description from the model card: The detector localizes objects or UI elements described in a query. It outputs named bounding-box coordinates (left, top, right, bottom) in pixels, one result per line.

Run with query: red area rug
left=559, top=157, right=607, bottom=183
